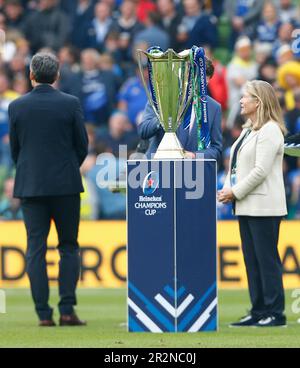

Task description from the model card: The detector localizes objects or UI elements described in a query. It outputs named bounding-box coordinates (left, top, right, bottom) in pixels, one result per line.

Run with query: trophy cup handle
left=136, top=50, right=162, bottom=124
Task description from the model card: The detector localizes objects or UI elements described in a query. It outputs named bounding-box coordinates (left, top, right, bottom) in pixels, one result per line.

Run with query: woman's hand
left=217, top=188, right=235, bottom=204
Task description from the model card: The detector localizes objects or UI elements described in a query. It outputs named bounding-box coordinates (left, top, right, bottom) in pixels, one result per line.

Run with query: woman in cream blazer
left=218, top=80, right=287, bottom=328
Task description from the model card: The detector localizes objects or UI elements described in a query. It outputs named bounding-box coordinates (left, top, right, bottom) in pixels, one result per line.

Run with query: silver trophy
left=137, top=47, right=193, bottom=159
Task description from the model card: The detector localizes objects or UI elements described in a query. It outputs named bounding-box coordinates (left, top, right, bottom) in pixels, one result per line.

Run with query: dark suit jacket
left=138, top=96, right=222, bottom=161
left=9, top=84, right=88, bottom=198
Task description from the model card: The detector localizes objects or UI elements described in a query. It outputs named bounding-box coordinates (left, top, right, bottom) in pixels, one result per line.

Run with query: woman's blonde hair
left=243, top=80, right=287, bottom=135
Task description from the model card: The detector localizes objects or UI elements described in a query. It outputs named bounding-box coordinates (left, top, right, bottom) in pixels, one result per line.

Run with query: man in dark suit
left=9, top=53, right=88, bottom=327
left=138, top=57, right=222, bottom=161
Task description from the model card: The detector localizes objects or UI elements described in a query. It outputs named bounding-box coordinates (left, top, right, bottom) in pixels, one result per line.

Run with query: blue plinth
left=127, top=159, right=217, bottom=332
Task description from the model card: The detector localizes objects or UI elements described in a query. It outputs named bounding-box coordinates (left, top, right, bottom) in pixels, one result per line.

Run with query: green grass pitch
left=0, top=289, right=299, bottom=348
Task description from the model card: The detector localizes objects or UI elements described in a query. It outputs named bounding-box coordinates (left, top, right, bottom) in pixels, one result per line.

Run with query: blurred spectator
left=7, top=52, right=30, bottom=81
left=256, top=1, right=281, bottom=44
left=258, top=57, right=278, bottom=85
left=227, top=36, right=258, bottom=127
left=99, top=52, right=123, bottom=84
left=80, top=48, right=118, bottom=125
left=136, top=0, right=157, bottom=24
left=157, top=0, right=182, bottom=51
left=277, top=60, right=300, bottom=110
left=203, top=0, right=225, bottom=18
left=0, top=177, right=22, bottom=220
left=117, top=60, right=148, bottom=128
left=102, top=30, right=125, bottom=73
left=96, top=111, right=139, bottom=156
left=285, top=88, right=300, bottom=135
left=134, top=11, right=170, bottom=51
left=0, top=72, right=19, bottom=104
left=277, top=0, right=299, bottom=24
left=22, top=0, right=70, bottom=53
left=85, top=1, right=113, bottom=51
left=0, top=73, right=19, bottom=168
left=254, top=42, right=273, bottom=66
left=272, top=22, right=295, bottom=59
left=276, top=44, right=295, bottom=65
left=12, top=74, right=30, bottom=95
left=205, top=46, right=228, bottom=110
left=70, top=0, right=95, bottom=50
left=185, top=0, right=219, bottom=49
left=289, top=158, right=300, bottom=219
left=4, top=0, right=26, bottom=31
left=225, top=0, right=264, bottom=49
left=211, top=0, right=225, bottom=18
left=0, top=13, right=17, bottom=63
left=176, top=0, right=202, bottom=50
left=109, top=0, right=144, bottom=63
left=58, top=45, right=82, bottom=97
left=87, top=141, right=126, bottom=219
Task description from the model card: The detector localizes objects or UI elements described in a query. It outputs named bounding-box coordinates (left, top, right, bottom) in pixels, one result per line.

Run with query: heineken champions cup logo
left=143, top=171, right=159, bottom=195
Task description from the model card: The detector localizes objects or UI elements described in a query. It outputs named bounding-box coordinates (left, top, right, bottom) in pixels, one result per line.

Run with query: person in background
left=186, top=1, right=218, bottom=50
left=224, top=0, right=264, bottom=49
left=85, top=1, right=113, bottom=51
left=258, top=57, right=277, bottom=86
left=79, top=48, right=117, bottom=126
left=0, top=177, right=22, bottom=220
left=58, top=46, right=82, bottom=97
left=4, top=0, right=26, bottom=31
left=22, top=0, right=70, bottom=53
left=0, top=73, right=19, bottom=169
left=277, top=0, right=299, bottom=24
left=136, top=0, right=156, bottom=24
left=227, top=36, right=258, bottom=128
left=277, top=59, right=300, bottom=111
left=176, top=0, right=202, bottom=51
left=256, top=1, right=281, bottom=44
left=205, top=46, right=228, bottom=111
left=96, top=111, right=139, bottom=157
left=285, top=88, right=300, bottom=135
left=117, top=61, right=148, bottom=129
left=276, top=44, right=295, bottom=66
left=272, top=22, right=295, bottom=60
left=218, top=80, right=287, bottom=327
left=86, top=140, right=127, bottom=219
left=157, top=0, right=182, bottom=51
left=109, top=0, right=144, bottom=64
left=70, top=0, right=95, bottom=50
left=134, top=11, right=170, bottom=51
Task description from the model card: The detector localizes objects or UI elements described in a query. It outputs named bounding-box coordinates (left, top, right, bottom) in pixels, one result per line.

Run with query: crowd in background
left=0, top=0, right=300, bottom=220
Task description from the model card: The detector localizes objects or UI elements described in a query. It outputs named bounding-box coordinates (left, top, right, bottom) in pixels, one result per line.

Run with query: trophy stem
left=154, top=132, right=185, bottom=159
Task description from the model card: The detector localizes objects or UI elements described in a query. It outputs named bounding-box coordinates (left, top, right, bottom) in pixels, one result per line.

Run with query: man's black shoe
left=229, top=315, right=259, bottom=327
left=254, top=315, right=287, bottom=327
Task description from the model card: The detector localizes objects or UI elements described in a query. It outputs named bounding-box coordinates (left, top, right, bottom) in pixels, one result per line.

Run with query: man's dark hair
left=30, top=53, right=59, bottom=84
left=205, top=57, right=214, bottom=79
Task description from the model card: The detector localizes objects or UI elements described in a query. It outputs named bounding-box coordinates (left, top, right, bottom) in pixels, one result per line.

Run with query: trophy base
left=154, top=132, right=185, bottom=159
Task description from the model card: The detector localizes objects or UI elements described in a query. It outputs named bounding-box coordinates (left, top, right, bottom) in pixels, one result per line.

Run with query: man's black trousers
left=21, top=195, right=81, bottom=321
